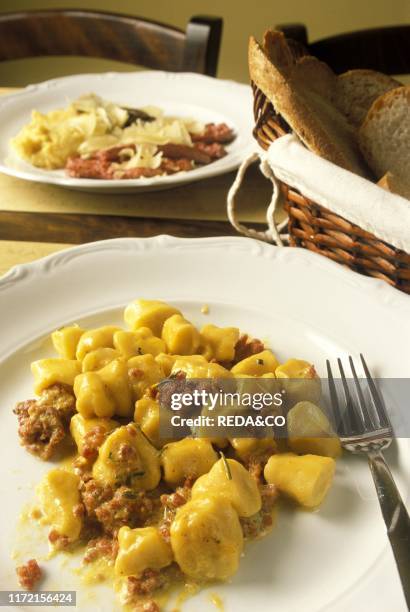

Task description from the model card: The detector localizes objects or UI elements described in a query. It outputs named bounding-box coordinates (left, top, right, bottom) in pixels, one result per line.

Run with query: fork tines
left=326, top=354, right=393, bottom=439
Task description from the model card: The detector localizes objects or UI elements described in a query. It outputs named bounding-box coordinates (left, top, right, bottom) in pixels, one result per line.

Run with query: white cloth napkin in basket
left=227, top=134, right=410, bottom=254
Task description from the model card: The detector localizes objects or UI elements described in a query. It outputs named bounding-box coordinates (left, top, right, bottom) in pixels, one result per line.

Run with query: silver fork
left=327, top=354, right=410, bottom=609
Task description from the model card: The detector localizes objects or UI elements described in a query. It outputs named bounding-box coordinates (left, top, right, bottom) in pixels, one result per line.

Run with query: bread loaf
left=359, top=86, right=410, bottom=192
left=249, top=31, right=372, bottom=178
left=377, top=172, right=410, bottom=201
left=336, top=69, right=401, bottom=127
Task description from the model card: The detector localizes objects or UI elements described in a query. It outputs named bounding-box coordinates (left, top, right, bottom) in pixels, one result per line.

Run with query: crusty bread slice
left=294, top=56, right=336, bottom=100
left=336, top=69, right=401, bottom=127
left=359, top=86, right=410, bottom=187
left=263, top=29, right=294, bottom=75
left=249, top=32, right=371, bottom=178
left=377, top=171, right=410, bottom=201
left=263, top=29, right=336, bottom=100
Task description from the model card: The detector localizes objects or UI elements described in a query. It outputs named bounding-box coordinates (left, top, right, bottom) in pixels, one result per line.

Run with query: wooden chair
left=0, top=9, right=223, bottom=76
left=276, top=23, right=410, bottom=74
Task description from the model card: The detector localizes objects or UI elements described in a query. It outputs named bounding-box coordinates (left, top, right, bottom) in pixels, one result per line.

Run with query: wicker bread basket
left=252, top=83, right=410, bottom=294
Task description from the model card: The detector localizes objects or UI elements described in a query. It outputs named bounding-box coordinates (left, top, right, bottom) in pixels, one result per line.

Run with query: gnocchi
left=230, top=437, right=277, bottom=461
left=124, top=299, right=180, bottom=335
left=76, top=326, right=121, bottom=361
left=192, top=457, right=261, bottom=517
left=70, top=413, right=118, bottom=455
left=128, top=353, right=164, bottom=400
left=115, top=526, right=173, bottom=576
left=51, top=325, right=84, bottom=360
left=171, top=354, right=232, bottom=379
left=31, top=358, right=81, bottom=394
left=155, top=352, right=178, bottom=376
left=37, top=469, right=82, bottom=543
left=162, top=314, right=200, bottom=355
left=170, top=495, right=243, bottom=580
left=16, top=297, right=341, bottom=610
left=264, top=452, right=335, bottom=508
left=92, top=424, right=161, bottom=490
left=81, top=347, right=121, bottom=372
left=231, top=349, right=279, bottom=376
left=114, top=328, right=166, bottom=359
left=287, top=401, right=342, bottom=458
left=134, top=395, right=162, bottom=448
left=276, top=359, right=321, bottom=405
left=200, top=324, right=239, bottom=362
left=74, top=358, right=132, bottom=418
left=161, top=438, right=218, bottom=485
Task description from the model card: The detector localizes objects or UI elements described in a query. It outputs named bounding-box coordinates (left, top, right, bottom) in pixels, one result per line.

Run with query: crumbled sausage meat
left=117, top=442, right=137, bottom=462
left=80, top=478, right=114, bottom=520
left=247, top=457, right=264, bottom=483
left=81, top=425, right=109, bottom=461
left=261, top=483, right=279, bottom=512
left=160, top=476, right=193, bottom=511
left=191, top=122, right=234, bottom=143
left=83, top=536, right=118, bottom=563
left=240, top=482, right=278, bottom=538
left=195, top=141, right=227, bottom=159
left=158, top=477, right=193, bottom=542
left=13, top=384, right=75, bottom=460
left=39, top=385, right=76, bottom=420
left=65, top=122, right=232, bottom=180
left=132, top=602, right=160, bottom=612
left=16, top=559, right=42, bottom=590
left=159, top=158, right=193, bottom=174
left=73, top=503, right=85, bottom=519
left=233, top=334, right=265, bottom=364
left=127, top=569, right=165, bottom=597
left=66, top=156, right=113, bottom=179
left=48, top=529, right=70, bottom=550
left=67, top=153, right=193, bottom=180
left=95, top=487, right=155, bottom=535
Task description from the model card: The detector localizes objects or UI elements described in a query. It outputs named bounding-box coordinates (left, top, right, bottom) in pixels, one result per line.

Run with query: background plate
left=0, top=236, right=409, bottom=611
left=0, top=71, right=254, bottom=193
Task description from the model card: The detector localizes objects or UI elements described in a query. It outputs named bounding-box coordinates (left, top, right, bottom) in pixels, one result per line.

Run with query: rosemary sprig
left=122, top=490, right=138, bottom=499
left=125, top=471, right=145, bottom=487
left=219, top=451, right=232, bottom=480
left=135, top=424, right=153, bottom=446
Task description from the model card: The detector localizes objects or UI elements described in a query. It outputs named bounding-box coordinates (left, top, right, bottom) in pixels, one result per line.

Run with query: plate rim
left=0, top=235, right=409, bottom=612
left=1, top=235, right=409, bottom=305
left=1, top=235, right=409, bottom=362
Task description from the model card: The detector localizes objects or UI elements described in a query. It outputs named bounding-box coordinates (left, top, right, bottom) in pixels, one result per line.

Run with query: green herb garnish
left=122, top=490, right=138, bottom=499
left=125, top=470, right=145, bottom=486
left=135, top=424, right=152, bottom=445
left=220, top=451, right=232, bottom=480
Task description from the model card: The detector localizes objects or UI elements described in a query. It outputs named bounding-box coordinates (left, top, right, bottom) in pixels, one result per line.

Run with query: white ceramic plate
left=0, top=236, right=409, bottom=612
left=0, top=72, right=254, bottom=193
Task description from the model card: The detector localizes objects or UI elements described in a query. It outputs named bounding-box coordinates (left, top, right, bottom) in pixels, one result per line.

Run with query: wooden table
left=0, top=87, right=273, bottom=276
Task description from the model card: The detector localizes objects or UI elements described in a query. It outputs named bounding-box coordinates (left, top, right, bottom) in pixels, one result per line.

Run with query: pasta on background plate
left=12, top=95, right=235, bottom=180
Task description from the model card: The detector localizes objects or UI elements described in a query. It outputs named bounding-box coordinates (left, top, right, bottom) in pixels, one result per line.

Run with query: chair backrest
left=276, top=23, right=410, bottom=74
left=0, top=9, right=223, bottom=76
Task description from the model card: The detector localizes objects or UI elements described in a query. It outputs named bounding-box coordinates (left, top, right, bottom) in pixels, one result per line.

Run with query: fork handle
left=368, top=451, right=410, bottom=610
